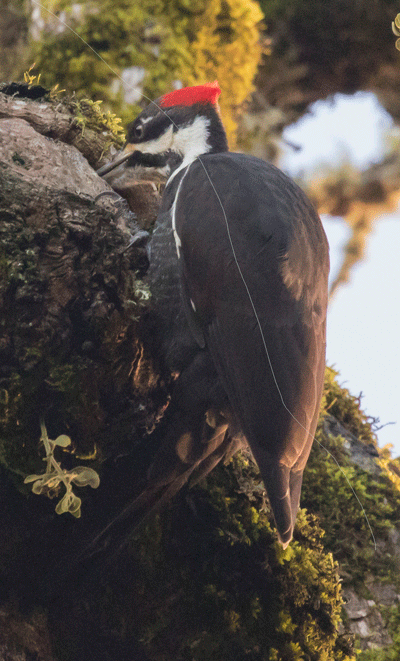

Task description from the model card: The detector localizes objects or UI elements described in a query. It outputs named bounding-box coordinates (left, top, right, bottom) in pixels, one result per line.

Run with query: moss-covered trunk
left=0, top=82, right=170, bottom=607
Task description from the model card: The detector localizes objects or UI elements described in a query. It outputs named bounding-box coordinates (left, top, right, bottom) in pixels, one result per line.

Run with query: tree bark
left=0, top=83, right=112, bottom=167
left=0, top=84, right=172, bottom=605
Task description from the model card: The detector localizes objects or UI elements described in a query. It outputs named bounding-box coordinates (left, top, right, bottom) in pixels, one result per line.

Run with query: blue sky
left=281, top=93, right=400, bottom=456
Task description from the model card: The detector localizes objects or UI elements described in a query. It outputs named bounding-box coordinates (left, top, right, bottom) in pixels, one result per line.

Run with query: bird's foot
left=120, top=230, right=150, bottom=253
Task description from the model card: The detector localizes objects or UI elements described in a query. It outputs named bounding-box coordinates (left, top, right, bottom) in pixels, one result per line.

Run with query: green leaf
left=32, top=480, right=48, bottom=495
left=68, top=493, right=82, bottom=517
left=54, top=434, right=72, bottom=447
left=55, top=495, right=69, bottom=514
left=24, top=473, right=44, bottom=483
left=55, top=492, right=82, bottom=517
left=70, top=466, right=100, bottom=488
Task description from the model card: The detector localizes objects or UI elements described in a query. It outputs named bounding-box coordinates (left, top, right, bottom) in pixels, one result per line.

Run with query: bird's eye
left=132, top=123, right=144, bottom=140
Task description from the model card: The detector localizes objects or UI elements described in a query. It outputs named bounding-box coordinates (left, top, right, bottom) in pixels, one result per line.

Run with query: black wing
left=175, top=153, right=329, bottom=545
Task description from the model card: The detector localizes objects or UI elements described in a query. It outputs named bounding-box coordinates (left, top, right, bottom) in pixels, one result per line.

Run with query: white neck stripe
left=171, top=163, right=192, bottom=257
left=167, top=115, right=211, bottom=185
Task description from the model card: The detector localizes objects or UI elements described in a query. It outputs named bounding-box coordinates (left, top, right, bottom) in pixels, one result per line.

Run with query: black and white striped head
left=98, top=81, right=228, bottom=177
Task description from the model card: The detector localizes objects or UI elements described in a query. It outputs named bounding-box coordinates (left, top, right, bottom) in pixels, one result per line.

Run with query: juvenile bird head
left=97, top=81, right=228, bottom=177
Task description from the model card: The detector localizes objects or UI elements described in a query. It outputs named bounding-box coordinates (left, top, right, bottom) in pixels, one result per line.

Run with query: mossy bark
left=0, top=85, right=167, bottom=475
left=0, top=83, right=170, bottom=610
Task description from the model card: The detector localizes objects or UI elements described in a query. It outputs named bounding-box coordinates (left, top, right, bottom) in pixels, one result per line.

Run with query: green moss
left=322, top=367, right=378, bottom=447
left=0, top=368, right=46, bottom=477
left=357, top=603, right=400, bottom=661
left=0, top=250, right=9, bottom=283
left=6, top=243, right=38, bottom=284
left=68, top=97, right=125, bottom=150
left=111, top=365, right=400, bottom=659
left=0, top=356, right=99, bottom=477
left=79, top=454, right=353, bottom=660
left=12, top=151, right=31, bottom=169
left=2, top=254, right=397, bottom=660
left=28, top=0, right=262, bottom=138
left=301, top=368, right=400, bottom=587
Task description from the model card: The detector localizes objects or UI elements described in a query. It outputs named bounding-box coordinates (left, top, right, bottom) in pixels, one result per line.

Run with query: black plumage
left=98, top=83, right=329, bottom=547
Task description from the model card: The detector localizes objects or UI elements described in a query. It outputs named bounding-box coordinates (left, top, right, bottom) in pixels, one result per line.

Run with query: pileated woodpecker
left=99, top=81, right=329, bottom=547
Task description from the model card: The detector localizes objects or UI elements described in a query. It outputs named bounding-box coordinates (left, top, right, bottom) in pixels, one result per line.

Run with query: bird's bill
left=96, top=143, right=136, bottom=176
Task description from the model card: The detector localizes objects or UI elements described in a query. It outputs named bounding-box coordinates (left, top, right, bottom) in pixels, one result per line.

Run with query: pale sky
left=281, top=93, right=400, bottom=456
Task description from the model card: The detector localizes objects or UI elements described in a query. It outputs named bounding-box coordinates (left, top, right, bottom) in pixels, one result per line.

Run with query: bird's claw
left=120, top=230, right=150, bottom=253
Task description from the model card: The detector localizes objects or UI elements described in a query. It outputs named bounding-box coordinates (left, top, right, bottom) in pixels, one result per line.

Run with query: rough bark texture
left=0, top=85, right=166, bottom=467
left=0, top=84, right=171, bottom=606
left=0, top=83, right=118, bottom=168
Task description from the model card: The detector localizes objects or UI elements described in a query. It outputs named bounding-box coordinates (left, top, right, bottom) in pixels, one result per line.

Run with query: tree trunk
left=0, top=84, right=172, bottom=603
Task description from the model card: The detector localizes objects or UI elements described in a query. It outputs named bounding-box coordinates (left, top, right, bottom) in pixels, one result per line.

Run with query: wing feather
left=175, top=153, right=329, bottom=543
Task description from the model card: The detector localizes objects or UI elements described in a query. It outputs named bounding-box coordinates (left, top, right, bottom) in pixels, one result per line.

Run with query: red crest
left=160, top=81, right=221, bottom=108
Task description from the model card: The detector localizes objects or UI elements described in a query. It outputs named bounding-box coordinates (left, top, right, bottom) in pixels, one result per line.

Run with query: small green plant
left=24, top=418, right=100, bottom=518
left=23, top=62, right=65, bottom=96
left=392, top=14, right=400, bottom=50
left=71, top=98, right=125, bottom=144
left=23, top=62, right=41, bottom=87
